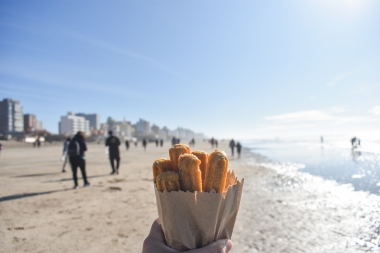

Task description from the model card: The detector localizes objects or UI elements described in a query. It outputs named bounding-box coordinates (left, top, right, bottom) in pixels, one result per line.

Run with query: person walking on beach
left=160, top=139, right=163, bottom=147
left=125, top=139, right=129, bottom=150
left=229, top=139, right=235, bottom=157
left=236, top=142, right=242, bottom=158
left=0, top=142, right=2, bottom=157
left=143, top=138, right=147, bottom=151
left=61, top=137, right=71, bottom=172
left=68, top=131, right=90, bottom=189
left=105, top=131, right=121, bottom=175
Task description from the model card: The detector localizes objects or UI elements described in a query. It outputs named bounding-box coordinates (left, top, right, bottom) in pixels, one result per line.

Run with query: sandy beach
left=0, top=140, right=379, bottom=253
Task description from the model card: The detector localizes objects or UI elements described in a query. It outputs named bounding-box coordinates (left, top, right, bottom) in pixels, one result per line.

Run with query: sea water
left=242, top=138, right=380, bottom=195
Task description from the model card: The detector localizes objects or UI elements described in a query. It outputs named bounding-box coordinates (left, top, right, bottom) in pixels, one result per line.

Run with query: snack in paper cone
left=178, top=154, right=202, bottom=192
left=156, top=171, right=180, bottom=192
left=152, top=158, right=173, bottom=184
left=203, top=150, right=228, bottom=193
left=191, top=150, right=208, bottom=190
left=153, top=144, right=244, bottom=250
left=169, top=144, right=190, bottom=172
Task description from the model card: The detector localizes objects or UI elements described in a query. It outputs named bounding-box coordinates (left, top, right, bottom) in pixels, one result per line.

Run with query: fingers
left=187, top=239, right=233, bottom=253
left=148, top=218, right=166, bottom=241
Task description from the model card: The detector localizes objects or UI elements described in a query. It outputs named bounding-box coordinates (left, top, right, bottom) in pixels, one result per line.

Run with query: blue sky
left=1, top=0, right=379, bottom=140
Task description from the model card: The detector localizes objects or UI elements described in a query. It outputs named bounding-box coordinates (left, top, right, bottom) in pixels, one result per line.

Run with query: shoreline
left=0, top=140, right=379, bottom=252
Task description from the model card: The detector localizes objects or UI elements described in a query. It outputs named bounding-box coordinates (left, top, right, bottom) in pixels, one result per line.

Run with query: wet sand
left=0, top=140, right=378, bottom=252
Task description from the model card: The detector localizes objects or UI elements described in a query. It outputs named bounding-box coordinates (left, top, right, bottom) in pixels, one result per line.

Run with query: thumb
left=187, top=239, right=233, bottom=253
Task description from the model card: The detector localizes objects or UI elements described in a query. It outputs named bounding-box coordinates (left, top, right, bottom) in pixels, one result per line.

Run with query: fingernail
left=225, top=240, right=233, bottom=251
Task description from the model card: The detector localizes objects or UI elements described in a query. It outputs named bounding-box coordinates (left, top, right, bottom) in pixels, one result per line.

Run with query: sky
left=1, top=0, right=379, bottom=140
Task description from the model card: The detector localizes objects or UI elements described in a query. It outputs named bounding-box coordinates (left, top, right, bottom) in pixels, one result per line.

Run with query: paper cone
left=154, top=178, right=244, bottom=251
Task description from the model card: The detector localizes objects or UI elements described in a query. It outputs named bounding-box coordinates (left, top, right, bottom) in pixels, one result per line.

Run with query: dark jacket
left=70, top=134, right=87, bottom=157
left=106, top=135, right=120, bottom=156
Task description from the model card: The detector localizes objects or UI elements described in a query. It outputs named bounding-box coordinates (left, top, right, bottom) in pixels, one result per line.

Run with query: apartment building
left=0, top=98, right=24, bottom=137
left=59, top=112, right=90, bottom=135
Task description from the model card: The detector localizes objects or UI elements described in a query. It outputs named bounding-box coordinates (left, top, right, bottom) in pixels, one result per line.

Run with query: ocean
left=242, top=137, right=380, bottom=195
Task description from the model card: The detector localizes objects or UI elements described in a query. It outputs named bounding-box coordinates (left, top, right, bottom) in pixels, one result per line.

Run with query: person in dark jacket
left=142, top=138, right=147, bottom=151
left=125, top=139, right=129, bottom=150
left=61, top=137, right=71, bottom=172
left=229, top=139, right=235, bottom=157
left=106, top=131, right=121, bottom=174
left=68, top=131, right=90, bottom=189
left=236, top=142, right=242, bottom=158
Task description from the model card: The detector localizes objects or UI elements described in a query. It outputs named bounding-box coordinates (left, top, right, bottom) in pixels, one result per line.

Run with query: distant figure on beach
left=215, top=139, right=218, bottom=148
left=68, top=131, right=90, bottom=189
left=125, top=140, right=129, bottom=150
left=61, top=137, right=71, bottom=173
left=0, top=142, right=2, bottom=157
left=320, top=136, right=323, bottom=143
left=155, top=139, right=159, bottom=147
left=210, top=137, right=215, bottom=148
left=189, top=138, right=195, bottom=147
left=142, top=219, right=233, bottom=253
left=171, top=137, right=176, bottom=146
left=135, top=141, right=138, bottom=147
left=236, top=142, right=242, bottom=158
left=229, top=139, right=235, bottom=156
left=160, top=139, right=163, bottom=147
left=105, top=131, right=121, bottom=175
left=143, top=138, right=147, bottom=151
left=351, top=137, right=357, bottom=148
left=37, top=138, right=41, bottom=148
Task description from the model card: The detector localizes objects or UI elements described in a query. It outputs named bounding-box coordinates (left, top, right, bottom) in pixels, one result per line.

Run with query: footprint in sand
left=108, top=186, right=122, bottom=191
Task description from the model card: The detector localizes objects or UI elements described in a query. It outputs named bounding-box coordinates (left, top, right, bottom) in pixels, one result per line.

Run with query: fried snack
left=191, top=151, right=208, bottom=190
left=224, top=170, right=237, bottom=191
left=169, top=144, right=191, bottom=173
left=203, top=150, right=228, bottom=193
left=152, top=158, right=173, bottom=183
left=156, top=171, right=181, bottom=192
left=178, top=154, right=202, bottom=192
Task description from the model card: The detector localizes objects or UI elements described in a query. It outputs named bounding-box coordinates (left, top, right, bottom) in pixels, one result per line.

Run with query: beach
left=0, top=140, right=379, bottom=252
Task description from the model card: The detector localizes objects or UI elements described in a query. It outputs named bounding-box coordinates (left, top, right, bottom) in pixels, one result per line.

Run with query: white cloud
left=370, top=106, right=380, bottom=116
left=265, top=110, right=332, bottom=123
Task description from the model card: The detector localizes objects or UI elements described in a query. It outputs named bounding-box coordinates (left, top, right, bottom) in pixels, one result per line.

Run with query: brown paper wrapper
left=154, top=176, right=244, bottom=251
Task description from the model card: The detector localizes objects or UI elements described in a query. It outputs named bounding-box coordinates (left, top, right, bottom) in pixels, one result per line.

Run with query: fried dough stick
left=152, top=158, right=173, bottom=183
left=169, top=144, right=190, bottom=173
left=191, top=150, right=209, bottom=190
left=178, top=154, right=202, bottom=192
left=156, top=171, right=180, bottom=192
left=203, top=150, right=228, bottom=193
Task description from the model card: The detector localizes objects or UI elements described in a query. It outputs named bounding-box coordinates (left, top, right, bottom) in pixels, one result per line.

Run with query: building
left=134, top=119, right=151, bottom=135
left=0, top=98, right=24, bottom=137
left=24, top=114, right=43, bottom=133
left=106, top=117, right=133, bottom=140
left=59, top=112, right=90, bottom=136
left=76, top=113, right=100, bottom=130
left=151, top=124, right=160, bottom=136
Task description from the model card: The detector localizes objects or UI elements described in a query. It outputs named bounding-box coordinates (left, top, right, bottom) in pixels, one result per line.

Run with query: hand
left=142, top=218, right=233, bottom=253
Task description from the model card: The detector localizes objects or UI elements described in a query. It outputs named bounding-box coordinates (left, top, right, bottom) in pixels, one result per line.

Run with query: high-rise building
left=24, top=114, right=37, bottom=133
left=106, top=117, right=133, bottom=139
left=0, top=98, right=24, bottom=137
left=59, top=112, right=90, bottom=136
left=75, top=113, right=100, bottom=130
left=24, top=114, right=43, bottom=133
left=134, top=119, right=151, bottom=135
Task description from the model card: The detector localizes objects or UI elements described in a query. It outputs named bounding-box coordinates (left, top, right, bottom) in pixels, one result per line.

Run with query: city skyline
left=1, top=1, right=379, bottom=140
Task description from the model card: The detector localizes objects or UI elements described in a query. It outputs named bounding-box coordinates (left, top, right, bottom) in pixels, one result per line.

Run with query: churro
left=178, top=154, right=202, bottom=192
left=152, top=158, right=173, bottom=183
left=191, top=151, right=208, bottom=191
left=156, top=171, right=181, bottom=192
left=169, top=144, right=190, bottom=173
left=203, top=150, right=228, bottom=193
